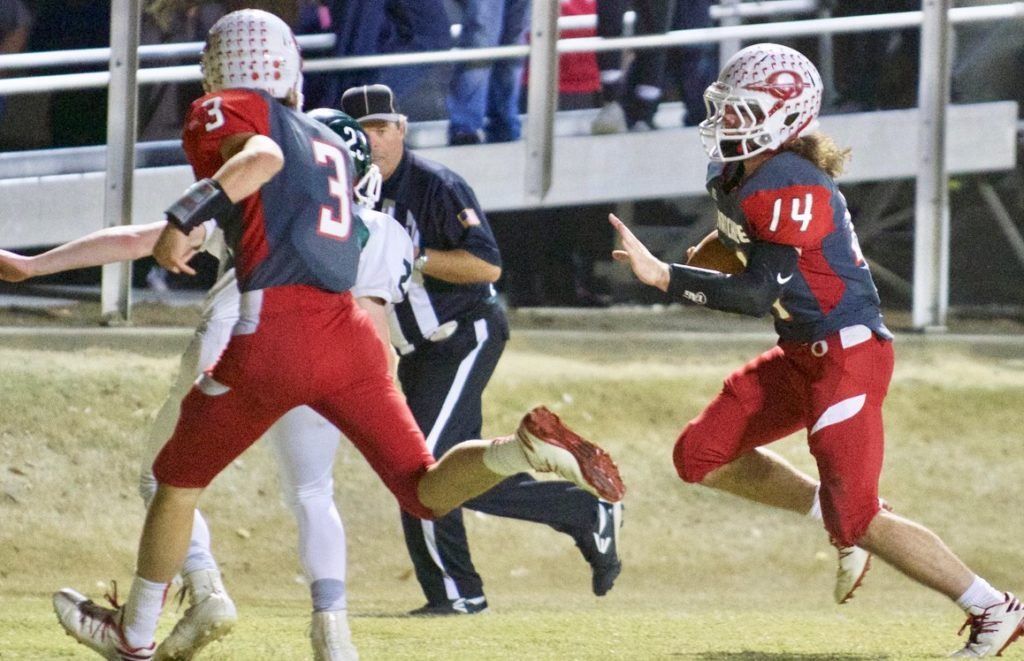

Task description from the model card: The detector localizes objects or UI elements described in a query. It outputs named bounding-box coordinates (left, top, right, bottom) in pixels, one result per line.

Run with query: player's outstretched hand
left=153, top=225, right=198, bottom=276
left=0, top=249, right=36, bottom=282
left=609, top=213, right=670, bottom=292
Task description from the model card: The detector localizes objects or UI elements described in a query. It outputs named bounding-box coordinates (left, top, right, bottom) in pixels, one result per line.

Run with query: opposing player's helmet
left=201, top=9, right=303, bottom=108
left=698, top=43, right=822, bottom=162
left=308, top=108, right=383, bottom=207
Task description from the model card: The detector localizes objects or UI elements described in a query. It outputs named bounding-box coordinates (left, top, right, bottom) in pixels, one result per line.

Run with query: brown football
left=685, top=233, right=744, bottom=274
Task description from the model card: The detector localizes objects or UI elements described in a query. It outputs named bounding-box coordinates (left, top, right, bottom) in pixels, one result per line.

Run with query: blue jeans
left=446, top=0, right=530, bottom=143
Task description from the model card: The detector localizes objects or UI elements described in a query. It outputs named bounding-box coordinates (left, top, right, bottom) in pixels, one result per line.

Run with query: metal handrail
left=0, top=33, right=335, bottom=71
left=0, top=3, right=1020, bottom=97
left=0, top=1, right=819, bottom=72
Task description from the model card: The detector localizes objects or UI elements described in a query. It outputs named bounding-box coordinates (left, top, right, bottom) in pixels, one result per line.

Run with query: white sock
left=956, top=575, right=1004, bottom=612
left=807, top=485, right=823, bottom=520
left=122, top=575, right=167, bottom=649
left=482, top=437, right=531, bottom=476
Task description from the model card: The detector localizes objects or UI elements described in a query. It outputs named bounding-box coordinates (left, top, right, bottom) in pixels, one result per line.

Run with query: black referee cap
left=340, top=84, right=403, bottom=124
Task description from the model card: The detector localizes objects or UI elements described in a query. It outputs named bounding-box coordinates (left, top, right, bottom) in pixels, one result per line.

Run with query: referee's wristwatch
left=413, top=252, right=429, bottom=273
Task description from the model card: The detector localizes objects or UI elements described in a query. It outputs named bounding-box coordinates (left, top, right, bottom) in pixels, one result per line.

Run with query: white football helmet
left=699, top=43, right=822, bottom=162
left=201, top=9, right=303, bottom=108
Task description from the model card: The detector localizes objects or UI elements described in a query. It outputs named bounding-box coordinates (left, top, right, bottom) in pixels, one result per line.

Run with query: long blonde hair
left=782, top=132, right=851, bottom=178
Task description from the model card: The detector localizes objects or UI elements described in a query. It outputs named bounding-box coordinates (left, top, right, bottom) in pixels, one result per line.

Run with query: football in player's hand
left=685, top=234, right=744, bottom=274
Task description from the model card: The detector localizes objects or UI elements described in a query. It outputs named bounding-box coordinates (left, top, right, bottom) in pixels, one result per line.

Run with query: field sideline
left=1, top=327, right=1022, bottom=659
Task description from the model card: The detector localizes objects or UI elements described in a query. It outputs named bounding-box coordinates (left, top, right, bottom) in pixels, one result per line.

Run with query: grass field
left=1, top=326, right=1022, bottom=659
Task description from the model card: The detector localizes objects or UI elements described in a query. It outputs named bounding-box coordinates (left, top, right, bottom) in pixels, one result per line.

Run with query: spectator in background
left=446, top=0, right=529, bottom=145
left=0, top=0, right=31, bottom=126
left=831, top=0, right=920, bottom=111
left=592, top=0, right=716, bottom=132
left=294, top=0, right=334, bottom=109
left=591, top=0, right=673, bottom=133
left=664, top=0, right=717, bottom=126
left=325, top=0, right=451, bottom=109
left=556, top=0, right=602, bottom=110
left=29, top=0, right=110, bottom=148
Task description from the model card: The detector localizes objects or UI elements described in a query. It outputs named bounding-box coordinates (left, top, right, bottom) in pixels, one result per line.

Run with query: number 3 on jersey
left=312, top=140, right=352, bottom=241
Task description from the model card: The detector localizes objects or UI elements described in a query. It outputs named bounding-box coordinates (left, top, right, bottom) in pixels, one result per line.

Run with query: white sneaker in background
left=591, top=101, right=627, bottom=135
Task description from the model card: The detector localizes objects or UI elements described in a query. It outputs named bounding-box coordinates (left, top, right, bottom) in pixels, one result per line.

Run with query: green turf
left=1, top=332, right=1022, bottom=658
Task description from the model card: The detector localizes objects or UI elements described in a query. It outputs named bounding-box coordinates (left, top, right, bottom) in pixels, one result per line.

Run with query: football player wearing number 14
left=612, top=43, right=1023, bottom=657
left=51, top=10, right=624, bottom=661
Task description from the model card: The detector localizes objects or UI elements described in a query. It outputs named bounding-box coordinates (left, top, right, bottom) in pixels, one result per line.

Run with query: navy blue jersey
left=183, top=89, right=360, bottom=293
left=377, top=150, right=502, bottom=348
left=707, top=151, right=891, bottom=342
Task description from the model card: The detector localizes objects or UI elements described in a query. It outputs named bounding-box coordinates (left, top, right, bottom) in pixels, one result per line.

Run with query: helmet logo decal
left=747, top=70, right=805, bottom=101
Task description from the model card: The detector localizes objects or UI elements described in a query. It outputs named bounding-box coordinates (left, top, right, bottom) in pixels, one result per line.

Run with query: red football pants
left=153, top=285, right=437, bottom=519
left=674, top=328, right=895, bottom=546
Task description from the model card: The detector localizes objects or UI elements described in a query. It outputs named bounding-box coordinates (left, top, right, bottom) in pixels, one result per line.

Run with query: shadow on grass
left=670, top=653, right=889, bottom=660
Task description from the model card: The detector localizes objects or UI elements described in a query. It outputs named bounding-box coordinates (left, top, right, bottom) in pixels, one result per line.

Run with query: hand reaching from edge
left=609, top=213, right=670, bottom=292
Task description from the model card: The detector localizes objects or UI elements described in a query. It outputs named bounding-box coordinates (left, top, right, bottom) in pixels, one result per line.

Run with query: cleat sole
left=520, top=406, right=626, bottom=502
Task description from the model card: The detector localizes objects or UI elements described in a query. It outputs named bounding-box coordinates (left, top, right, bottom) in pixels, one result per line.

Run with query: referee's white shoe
left=516, top=406, right=625, bottom=503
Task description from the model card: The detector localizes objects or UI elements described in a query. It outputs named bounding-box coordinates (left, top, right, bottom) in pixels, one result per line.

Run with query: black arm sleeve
left=666, top=241, right=799, bottom=316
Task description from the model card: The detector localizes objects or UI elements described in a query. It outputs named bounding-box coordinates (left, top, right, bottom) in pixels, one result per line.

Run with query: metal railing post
left=719, top=0, right=743, bottom=64
left=912, top=0, right=952, bottom=330
left=525, top=0, right=559, bottom=203
left=100, top=0, right=141, bottom=325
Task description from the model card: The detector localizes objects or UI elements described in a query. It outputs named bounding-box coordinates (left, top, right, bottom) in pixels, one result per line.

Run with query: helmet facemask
left=354, top=164, right=383, bottom=208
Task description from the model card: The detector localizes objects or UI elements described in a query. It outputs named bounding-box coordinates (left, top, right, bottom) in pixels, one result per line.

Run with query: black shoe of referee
left=408, top=596, right=488, bottom=616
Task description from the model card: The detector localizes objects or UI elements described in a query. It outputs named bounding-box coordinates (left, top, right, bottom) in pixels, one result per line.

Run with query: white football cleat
left=516, top=406, right=625, bottom=503
left=311, top=609, right=359, bottom=661
left=834, top=545, right=872, bottom=604
left=952, top=592, right=1024, bottom=657
left=154, top=569, right=237, bottom=660
left=53, top=587, right=155, bottom=660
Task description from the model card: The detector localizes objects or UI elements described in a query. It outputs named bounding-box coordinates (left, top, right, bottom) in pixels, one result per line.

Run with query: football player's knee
left=393, top=466, right=436, bottom=521
left=825, top=500, right=880, bottom=548
left=284, top=476, right=334, bottom=513
left=673, top=425, right=713, bottom=484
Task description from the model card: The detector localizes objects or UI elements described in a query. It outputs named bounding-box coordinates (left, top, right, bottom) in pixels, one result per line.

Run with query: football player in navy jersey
left=612, top=43, right=1022, bottom=657
left=50, top=10, right=623, bottom=660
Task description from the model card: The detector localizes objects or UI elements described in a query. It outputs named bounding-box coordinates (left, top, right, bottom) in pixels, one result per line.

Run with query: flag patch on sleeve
left=458, top=208, right=481, bottom=228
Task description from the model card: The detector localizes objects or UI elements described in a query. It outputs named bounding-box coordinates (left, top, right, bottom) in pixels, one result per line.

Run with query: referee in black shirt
left=342, top=84, right=623, bottom=615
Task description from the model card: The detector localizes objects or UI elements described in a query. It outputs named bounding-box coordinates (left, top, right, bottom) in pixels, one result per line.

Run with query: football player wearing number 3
left=612, top=43, right=1022, bottom=657
left=51, top=10, right=624, bottom=661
